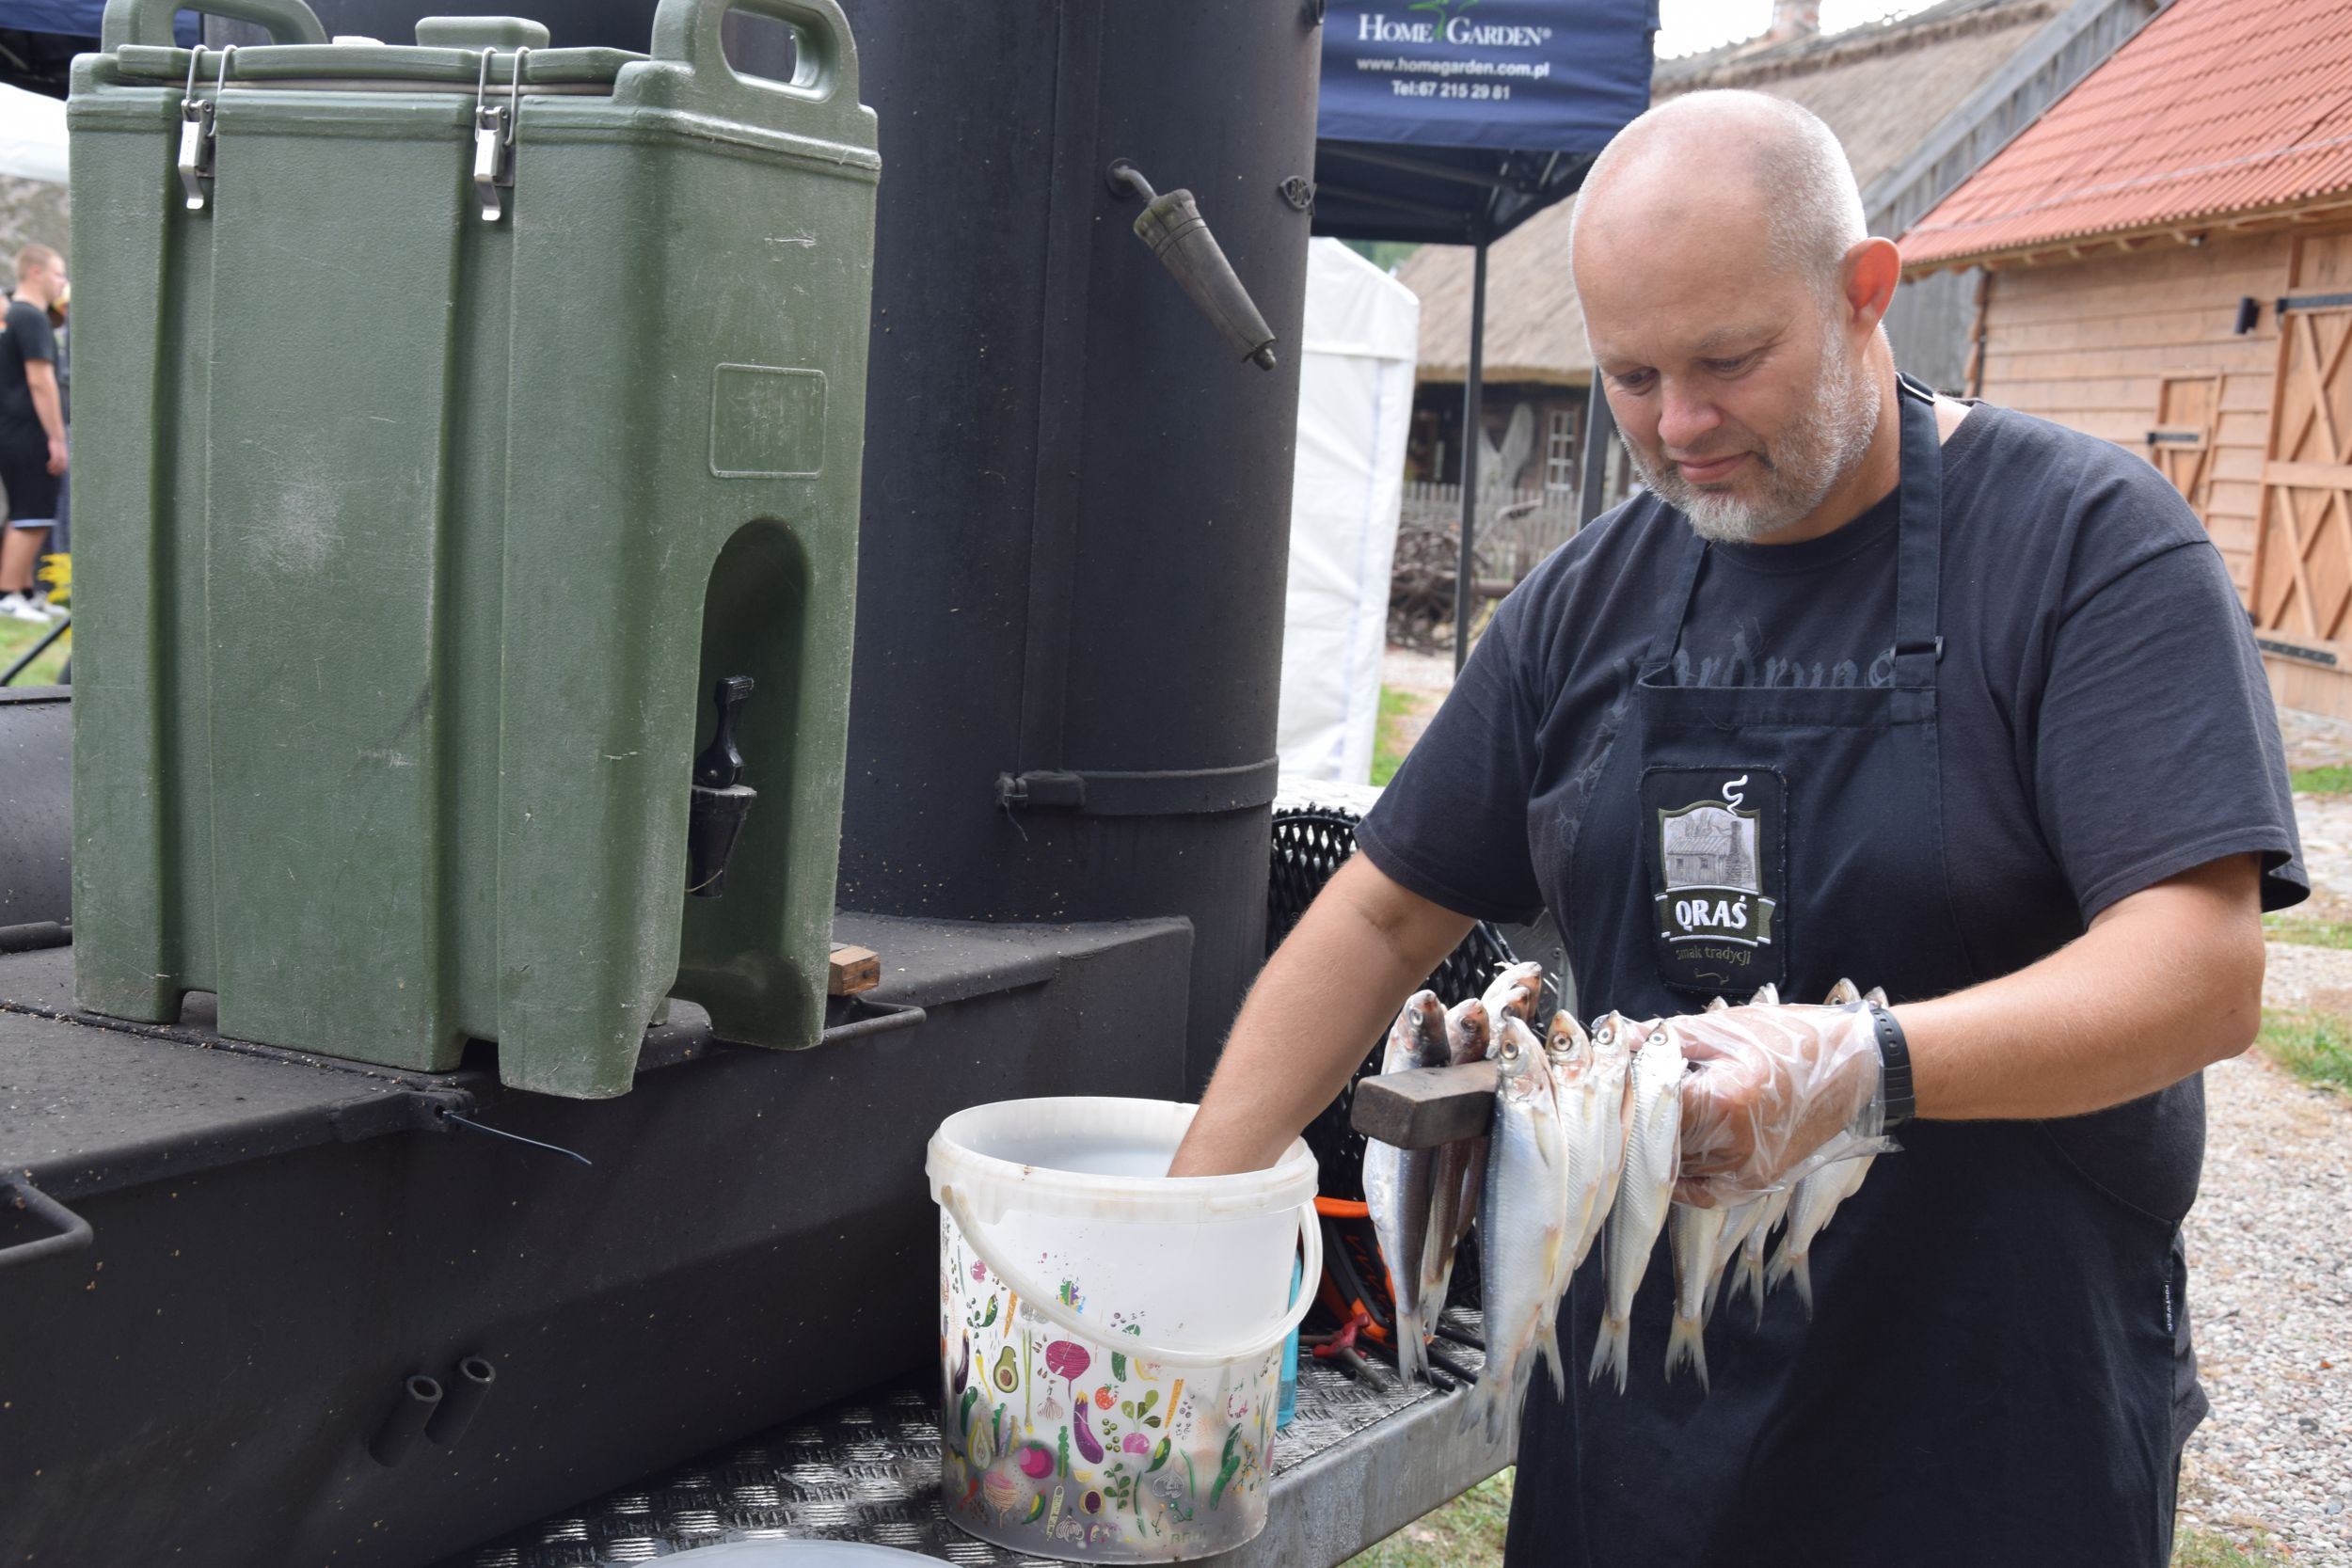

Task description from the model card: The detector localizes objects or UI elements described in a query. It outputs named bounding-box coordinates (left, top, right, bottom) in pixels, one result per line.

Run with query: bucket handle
left=941, top=1184, right=1321, bottom=1370
left=101, top=0, right=328, bottom=51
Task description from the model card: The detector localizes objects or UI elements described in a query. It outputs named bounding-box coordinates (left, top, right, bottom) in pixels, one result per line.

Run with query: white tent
left=1277, top=239, right=1419, bottom=784
left=0, top=85, right=66, bottom=185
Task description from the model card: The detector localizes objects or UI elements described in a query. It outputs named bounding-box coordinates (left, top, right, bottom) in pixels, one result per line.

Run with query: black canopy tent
left=1312, top=0, right=1655, bottom=669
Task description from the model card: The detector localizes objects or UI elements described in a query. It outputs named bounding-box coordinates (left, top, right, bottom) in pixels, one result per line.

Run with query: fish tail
left=1396, top=1305, right=1429, bottom=1386
left=1491, top=1358, right=1534, bottom=1446
left=1588, top=1310, right=1629, bottom=1394
left=1664, top=1310, right=1709, bottom=1392
left=1766, top=1236, right=1815, bottom=1319
left=1534, top=1319, right=1567, bottom=1402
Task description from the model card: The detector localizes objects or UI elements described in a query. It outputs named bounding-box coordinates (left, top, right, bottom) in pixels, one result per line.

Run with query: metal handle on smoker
left=0, top=1175, right=93, bottom=1274
left=101, top=0, right=327, bottom=51
left=1106, top=161, right=1280, bottom=372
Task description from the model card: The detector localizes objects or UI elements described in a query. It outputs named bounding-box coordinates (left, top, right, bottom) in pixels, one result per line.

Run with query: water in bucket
left=926, top=1098, right=1319, bottom=1563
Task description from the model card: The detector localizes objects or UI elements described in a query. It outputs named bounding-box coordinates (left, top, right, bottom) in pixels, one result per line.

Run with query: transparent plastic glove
left=1665, top=1003, right=1885, bottom=1206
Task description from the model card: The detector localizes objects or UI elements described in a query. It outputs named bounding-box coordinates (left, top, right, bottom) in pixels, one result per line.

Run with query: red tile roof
left=1901, top=0, right=2352, bottom=271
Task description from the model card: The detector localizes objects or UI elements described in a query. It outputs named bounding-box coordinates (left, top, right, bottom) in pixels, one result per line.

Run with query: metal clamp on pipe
left=1106, top=159, right=1279, bottom=371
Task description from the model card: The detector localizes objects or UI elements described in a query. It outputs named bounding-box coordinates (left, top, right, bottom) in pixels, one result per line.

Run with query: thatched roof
left=1402, top=0, right=2061, bottom=386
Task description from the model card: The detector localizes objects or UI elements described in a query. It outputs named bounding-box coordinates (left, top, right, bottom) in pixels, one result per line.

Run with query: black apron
left=1505, top=378, right=2189, bottom=1567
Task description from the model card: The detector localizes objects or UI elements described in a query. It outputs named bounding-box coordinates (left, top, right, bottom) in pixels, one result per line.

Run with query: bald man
left=1173, top=92, right=2303, bottom=1564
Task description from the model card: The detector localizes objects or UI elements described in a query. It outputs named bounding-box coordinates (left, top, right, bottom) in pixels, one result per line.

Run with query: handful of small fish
left=1361, top=968, right=1885, bottom=1440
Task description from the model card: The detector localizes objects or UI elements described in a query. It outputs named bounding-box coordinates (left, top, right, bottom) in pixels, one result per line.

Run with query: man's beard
left=1623, top=345, right=1883, bottom=545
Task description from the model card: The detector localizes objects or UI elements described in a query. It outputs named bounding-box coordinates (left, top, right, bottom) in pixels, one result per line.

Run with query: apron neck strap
left=1640, top=372, right=1946, bottom=683
left=1889, top=372, right=1943, bottom=690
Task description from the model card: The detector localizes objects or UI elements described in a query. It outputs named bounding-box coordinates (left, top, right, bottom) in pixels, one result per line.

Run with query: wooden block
left=1349, top=1061, right=1500, bottom=1149
left=828, top=943, right=881, bottom=997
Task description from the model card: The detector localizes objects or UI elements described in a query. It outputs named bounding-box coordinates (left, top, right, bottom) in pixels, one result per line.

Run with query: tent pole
left=1577, top=375, right=1615, bottom=531
left=1454, top=237, right=1488, bottom=675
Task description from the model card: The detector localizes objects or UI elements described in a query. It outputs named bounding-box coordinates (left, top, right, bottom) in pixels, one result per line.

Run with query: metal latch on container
left=177, top=46, right=232, bottom=212
left=472, top=47, right=529, bottom=223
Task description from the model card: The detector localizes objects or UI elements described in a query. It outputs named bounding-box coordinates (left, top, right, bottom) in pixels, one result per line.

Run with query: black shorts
left=0, top=444, right=57, bottom=528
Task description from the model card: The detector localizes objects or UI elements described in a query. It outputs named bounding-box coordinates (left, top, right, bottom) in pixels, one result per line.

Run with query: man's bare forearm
left=1169, top=857, right=1473, bottom=1177
left=27, top=372, right=60, bottom=447
left=1899, top=854, right=2265, bottom=1120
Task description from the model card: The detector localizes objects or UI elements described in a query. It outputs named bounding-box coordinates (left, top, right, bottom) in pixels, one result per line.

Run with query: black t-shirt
left=1360, top=402, right=2306, bottom=952
left=1360, top=399, right=2302, bottom=1258
left=0, top=298, right=56, bottom=440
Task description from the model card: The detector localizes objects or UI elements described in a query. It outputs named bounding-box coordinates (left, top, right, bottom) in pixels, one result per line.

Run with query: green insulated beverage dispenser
left=66, top=0, right=879, bottom=1096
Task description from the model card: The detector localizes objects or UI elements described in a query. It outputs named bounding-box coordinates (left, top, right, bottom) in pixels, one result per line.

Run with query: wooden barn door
left=2149, top=374, right=2221, bottom=517
left=2251, top=302, right=2352, bottom=649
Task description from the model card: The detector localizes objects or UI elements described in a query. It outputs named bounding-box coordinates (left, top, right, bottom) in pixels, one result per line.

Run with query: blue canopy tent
left=1314, top=0, right=1654, bottom=667
left=0, top=3, right=197, bottom=94
left=1, top=1, right=187, bottom=36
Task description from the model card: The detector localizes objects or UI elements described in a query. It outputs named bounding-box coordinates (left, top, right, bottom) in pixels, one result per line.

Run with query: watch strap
left=1868, top=1000, right=1915, bottom=1130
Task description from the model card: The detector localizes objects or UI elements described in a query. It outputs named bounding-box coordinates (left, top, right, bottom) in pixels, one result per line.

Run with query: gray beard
left=1624, top=352, right=1883, bottom=545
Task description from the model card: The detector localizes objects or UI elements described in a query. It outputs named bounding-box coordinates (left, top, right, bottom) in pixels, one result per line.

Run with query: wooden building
left=1904, top=0, right=2352, bottom=716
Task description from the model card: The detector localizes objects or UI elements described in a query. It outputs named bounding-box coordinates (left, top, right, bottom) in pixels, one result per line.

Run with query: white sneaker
left=0, top=594, right=47, bottom=624
left=34, top=598, right=65, bottom=620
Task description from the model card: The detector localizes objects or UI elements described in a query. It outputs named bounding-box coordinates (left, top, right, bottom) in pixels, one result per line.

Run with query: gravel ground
left=2180, top=1037, right=2352, bottom=1565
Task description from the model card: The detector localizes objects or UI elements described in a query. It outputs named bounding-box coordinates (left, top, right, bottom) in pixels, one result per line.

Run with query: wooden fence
left=1399, top=482, right=1582, bottom=584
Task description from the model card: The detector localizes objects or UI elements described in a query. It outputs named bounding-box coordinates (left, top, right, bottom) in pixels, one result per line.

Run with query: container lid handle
left=102, top=0, right=328, bottom=52
left=644, top=0, right=865, bottom=130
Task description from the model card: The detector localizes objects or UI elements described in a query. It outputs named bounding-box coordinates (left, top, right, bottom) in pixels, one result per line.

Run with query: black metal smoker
left=0, top=3, right=1345, bottom=1564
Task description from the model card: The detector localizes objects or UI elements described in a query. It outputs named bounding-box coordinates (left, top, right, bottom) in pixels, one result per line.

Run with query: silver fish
left=1666, top=1200, right=1728, bottom=1390
left=1748, top=984, right=1780, bottom=1006
left=1758, top=980, right=1884, bottom=1318
left=1422, top=996, right=1496, bottom=1348
left=1732, top=1185, right=1792, bottom=1323
left=1481, top=960, right=1547, bottom=1027
left=1706, top=1196, right=1765, bottom=1328
left=1767, top=1135, right=1872, bottom=1320
left=1365, top=990, right=1450, bottom=1383
left=1533, top=1010, right=1618, bottom=1399
left=1592, top=1025, right=1682, bottom=1394
left=1451, top=994, right=1496, bottom=1061
left=1567, top=1013, right=1635, bottom=1270
left=1704, top=995, right=1731, bottom=1013
left=1465, top=1017, right=1570, bottom=1443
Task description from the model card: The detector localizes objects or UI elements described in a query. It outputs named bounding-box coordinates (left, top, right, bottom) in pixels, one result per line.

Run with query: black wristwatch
left=1867, top=1000, right=1915, bottom=1130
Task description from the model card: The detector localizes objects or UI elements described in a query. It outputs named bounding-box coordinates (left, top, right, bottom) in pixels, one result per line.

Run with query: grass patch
left=1346, top=1469, right=1512, bottom=1568
left=2290, top=762, right=2352, bottom=795
left=1372, top=685, right=1430, bottom=788
left=0, top=608, right=69, bottom=688
left=2262, top=914, right=2352, bottom=948
left=2257, top=1007, right=2352, bottom=1094
left=2172, top=1524, right=2285, bottom=1566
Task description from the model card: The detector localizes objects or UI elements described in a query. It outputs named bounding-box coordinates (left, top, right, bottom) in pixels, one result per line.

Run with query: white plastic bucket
left=925, top=1098, right=1319, bottom=1563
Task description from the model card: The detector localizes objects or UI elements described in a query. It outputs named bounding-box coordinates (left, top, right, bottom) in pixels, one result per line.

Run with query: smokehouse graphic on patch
left=1642, top=767, right=1787, bottom=991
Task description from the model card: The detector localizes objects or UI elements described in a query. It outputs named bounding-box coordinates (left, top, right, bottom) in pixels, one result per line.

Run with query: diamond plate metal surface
left=443, top=1309, right=1490, bottom=1567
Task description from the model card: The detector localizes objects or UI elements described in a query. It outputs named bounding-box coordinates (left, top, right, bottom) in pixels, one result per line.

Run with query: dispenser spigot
left=687, top=675, right=756, bottom=898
